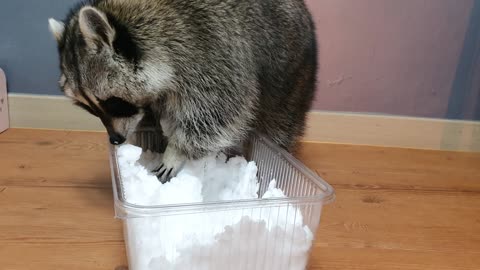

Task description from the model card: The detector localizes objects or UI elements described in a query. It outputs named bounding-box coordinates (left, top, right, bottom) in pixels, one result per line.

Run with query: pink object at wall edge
left=0, top=68, right=9, bottom=133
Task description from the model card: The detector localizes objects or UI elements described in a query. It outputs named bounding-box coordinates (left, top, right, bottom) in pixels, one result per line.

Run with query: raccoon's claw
left=155, top=144, right=186, bottom=183
left=157, top=168, right=174, bottom=183
left=154, top=164, right=174, bottom=183
left=153, top=160, right=184, bottom=183
left=152, top=164, right=164, bottom=174
left=152, top=164, right=169, bottom=182
left=155, top=164, right=178, bottom=183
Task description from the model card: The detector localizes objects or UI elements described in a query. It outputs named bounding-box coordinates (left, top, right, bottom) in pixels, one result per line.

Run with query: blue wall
left=447, top=0, right=480, bottom=120
left=0, top=0, right=77, bottom=95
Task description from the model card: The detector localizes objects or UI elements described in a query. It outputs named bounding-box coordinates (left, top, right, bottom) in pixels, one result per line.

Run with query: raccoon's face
left=61, top=71, right=144, bottom=145
left=48, top=6, right=151, bottom=145
left=57, top=67, right=145, bottom=145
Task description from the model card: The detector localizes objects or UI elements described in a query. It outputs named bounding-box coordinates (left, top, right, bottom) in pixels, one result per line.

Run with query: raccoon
left=48, top=0, right=318, bottom=182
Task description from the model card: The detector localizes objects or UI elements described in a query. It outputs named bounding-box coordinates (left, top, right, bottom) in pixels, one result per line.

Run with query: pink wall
left=305, top=0, right=474, bottom=118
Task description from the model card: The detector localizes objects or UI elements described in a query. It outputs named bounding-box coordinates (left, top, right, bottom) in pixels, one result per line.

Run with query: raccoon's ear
left=78, top=6, right=115, bottom=50
left=48, top=18, right=65, bottom=42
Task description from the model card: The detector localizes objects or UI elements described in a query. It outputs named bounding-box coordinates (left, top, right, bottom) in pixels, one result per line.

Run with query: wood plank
left=308, top=248, right=480, bottom=270
left=4, top=128, right=480, bottom=192
left=0, top=244, right=127, bottom=270
left=0, top=186, right=122, bottom=244
left=315, top=189, right=480, bottom=253
left=0, top=186, right=127, bottom=270
left=0, top=129, right=110, bottom=187
left=1, top=187, right=478, bottom=269
left=296, top=142, right=480, bottom=192
left=1, top=128, right=480, bottom=270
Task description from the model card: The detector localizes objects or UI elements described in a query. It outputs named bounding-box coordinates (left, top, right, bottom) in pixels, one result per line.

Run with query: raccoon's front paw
left=153, top=146, right=186, bottom=183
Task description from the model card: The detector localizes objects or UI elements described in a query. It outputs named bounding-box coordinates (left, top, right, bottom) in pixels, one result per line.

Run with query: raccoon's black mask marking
left=73, top=95, right=138, bottom=119
left=99, top=96, right=139, bottom=118
left=74, top=101, right=99, bottom=116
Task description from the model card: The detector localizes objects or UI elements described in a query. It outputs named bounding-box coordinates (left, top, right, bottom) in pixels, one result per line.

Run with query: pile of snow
left=117, top=144, right=313, bottom=270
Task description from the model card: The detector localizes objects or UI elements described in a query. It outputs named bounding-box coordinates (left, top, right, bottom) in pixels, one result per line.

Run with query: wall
left=305, top=0, right=475, bottom=118
left=446, top=0, right=480, bottom=120
left=0, top=0, right=77, bottom=95
left=0, top=0, right=478, bottom=120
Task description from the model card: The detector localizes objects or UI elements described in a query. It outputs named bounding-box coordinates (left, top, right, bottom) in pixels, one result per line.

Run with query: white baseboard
left=7, top=93, right=480, bottom=152
left=303, top=111, right=480, bottom=152
left=8, top=93, right=104, bottom=131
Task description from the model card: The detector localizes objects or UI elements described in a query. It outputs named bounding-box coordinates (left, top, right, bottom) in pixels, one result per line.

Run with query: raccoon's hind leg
left=256, top=39, right=317, bottom=154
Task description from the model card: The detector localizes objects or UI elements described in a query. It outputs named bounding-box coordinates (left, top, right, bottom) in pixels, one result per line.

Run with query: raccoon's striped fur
left=49, top=0, right=317, bottom=181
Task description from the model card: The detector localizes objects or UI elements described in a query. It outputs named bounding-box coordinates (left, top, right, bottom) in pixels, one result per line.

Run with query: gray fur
left=49, top=0, right=318, bottom=181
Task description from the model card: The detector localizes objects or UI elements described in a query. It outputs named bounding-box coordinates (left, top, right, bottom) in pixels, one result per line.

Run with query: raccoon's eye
left=74, top=101, right=99, bottom=117
left=100, top=96, right=138, bottom=118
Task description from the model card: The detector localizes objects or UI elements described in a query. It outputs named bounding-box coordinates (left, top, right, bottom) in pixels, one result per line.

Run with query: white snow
left=117, top=144, right=314, bottom=270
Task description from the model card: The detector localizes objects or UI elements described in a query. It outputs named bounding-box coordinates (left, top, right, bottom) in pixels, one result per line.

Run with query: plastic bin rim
left=110, top=132, right=335, bottom=218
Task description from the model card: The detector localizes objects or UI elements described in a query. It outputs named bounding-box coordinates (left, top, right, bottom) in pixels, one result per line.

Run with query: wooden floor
left=1, top=128, right=479, bottom=270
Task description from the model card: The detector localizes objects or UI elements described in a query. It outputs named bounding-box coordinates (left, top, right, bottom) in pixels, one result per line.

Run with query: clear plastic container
left=109, top=130, right=335, bottom=270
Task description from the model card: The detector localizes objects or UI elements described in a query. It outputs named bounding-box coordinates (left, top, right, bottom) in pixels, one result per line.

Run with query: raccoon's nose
left=109, top=133, right=126, bottom=145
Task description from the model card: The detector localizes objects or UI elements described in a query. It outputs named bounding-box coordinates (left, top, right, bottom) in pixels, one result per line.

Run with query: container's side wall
left=251, top=137, right=325, bottom=199
left=123, top=207, right=313, bottom=270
